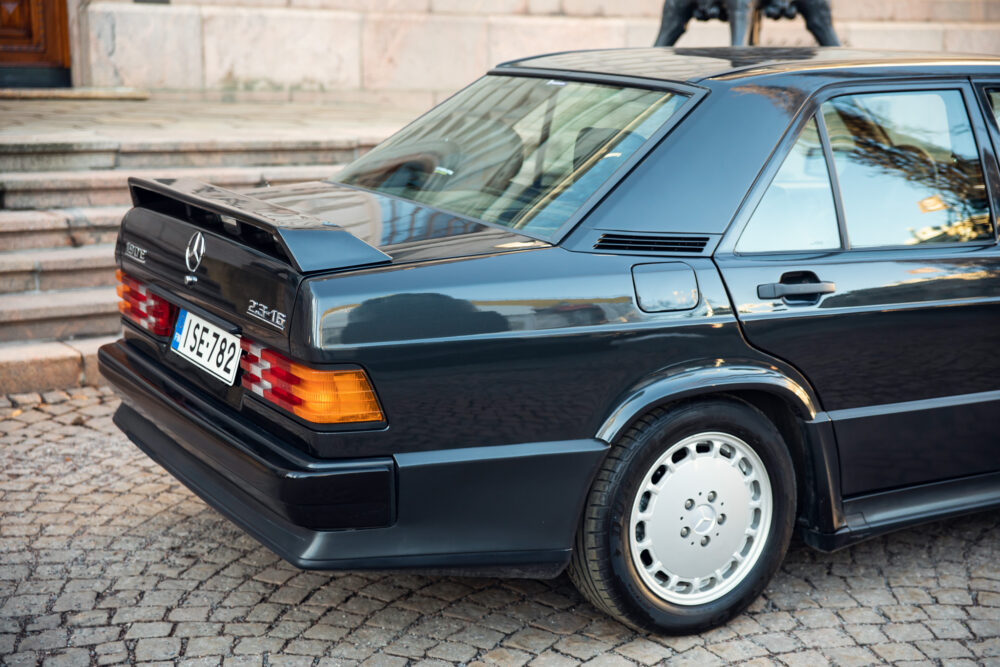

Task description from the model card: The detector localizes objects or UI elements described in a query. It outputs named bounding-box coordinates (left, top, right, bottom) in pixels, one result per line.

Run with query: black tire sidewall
left=604, top=399, right=796, bottom=634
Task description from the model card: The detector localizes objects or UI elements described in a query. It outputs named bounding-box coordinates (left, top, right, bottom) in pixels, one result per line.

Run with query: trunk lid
left=117, top=177, right=546, bottom=351
left=118, top=178, right=391, bottom=352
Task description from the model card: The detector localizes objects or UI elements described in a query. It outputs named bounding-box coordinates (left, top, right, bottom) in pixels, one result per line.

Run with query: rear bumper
left=99, top=339, right=608, bottom=573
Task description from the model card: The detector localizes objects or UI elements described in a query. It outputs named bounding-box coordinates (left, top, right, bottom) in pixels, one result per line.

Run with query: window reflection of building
left=255, top=182, right=482, bottom=248
left=822, top=91, right=991, bottom=248
left=907, top=213, right=991, bottom=245
left=376, top=198, right=480, bottom=247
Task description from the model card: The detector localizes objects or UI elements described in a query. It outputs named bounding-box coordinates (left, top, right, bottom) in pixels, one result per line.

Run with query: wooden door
left=0, top=0, right=70, bottom=79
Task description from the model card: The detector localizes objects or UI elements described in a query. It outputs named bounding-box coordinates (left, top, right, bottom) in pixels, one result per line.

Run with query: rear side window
left=821, top=90, right=991, bottom=248
left=737, top=118, right=841, bottom=253
left=986, top=89, right=1000, bottom=127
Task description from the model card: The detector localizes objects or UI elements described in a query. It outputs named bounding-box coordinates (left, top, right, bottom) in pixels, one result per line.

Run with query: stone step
left=0, top=207, right=124, bottom=251
left=0, top=136, right=371, bottom=173
left=0, top=164, right=343, bottom=210
left=0, top=335, right=113, bottom=394
left=0, top=244, right=117, bottom=294
left=0, top=286, right=120, bottom=343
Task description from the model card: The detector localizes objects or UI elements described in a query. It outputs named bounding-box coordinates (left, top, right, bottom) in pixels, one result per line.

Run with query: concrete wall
left=70, top=0, right=1000, bottom=101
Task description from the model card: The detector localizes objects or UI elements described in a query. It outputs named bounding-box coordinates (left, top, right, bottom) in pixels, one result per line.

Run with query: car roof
left=497, top=47, right=1000, bottom=84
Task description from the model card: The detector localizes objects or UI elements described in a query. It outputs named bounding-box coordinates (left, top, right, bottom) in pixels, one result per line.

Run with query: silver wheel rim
left=628, top=431, right=773, bottom=606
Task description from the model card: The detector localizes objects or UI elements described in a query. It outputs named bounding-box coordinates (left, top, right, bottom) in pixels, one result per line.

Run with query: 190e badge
left=124, top=242, right=148, bottom=263
left=247, top=299, right=287, bottom=331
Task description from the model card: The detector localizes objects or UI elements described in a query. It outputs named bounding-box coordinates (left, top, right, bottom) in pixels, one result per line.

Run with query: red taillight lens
left=115, top=269, right=175, bottom=337
left=240, top=338, right=384, bottom=424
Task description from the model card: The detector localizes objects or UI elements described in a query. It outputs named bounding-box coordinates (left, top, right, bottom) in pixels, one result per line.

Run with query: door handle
left=757, top=281, right=836, bottom=299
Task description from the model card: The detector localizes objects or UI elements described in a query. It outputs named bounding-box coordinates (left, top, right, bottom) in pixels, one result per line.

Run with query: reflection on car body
left=99, top=47, right=1000, bottom=634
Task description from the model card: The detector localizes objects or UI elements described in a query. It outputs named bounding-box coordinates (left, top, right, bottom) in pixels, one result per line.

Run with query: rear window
left=333, top=75, right=687, bottom=239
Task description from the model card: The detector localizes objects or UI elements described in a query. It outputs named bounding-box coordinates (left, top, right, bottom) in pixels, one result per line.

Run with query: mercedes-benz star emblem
left=185, top=231, right=206, bottom=273
left=693, top=505, right=717, bottom=535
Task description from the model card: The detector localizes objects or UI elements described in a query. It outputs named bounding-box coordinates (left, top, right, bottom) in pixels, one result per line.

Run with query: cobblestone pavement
left=2, top=389, right=1000, bottom=667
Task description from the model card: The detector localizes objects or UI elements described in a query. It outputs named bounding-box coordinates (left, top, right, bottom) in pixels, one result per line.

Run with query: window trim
left=720, top=78, right=999, bottom=257
left=970, top=79, right=1000, bottom=242
left=815, top=109, right=849, bottom=249
left=733, top=117, right=843, bottom=254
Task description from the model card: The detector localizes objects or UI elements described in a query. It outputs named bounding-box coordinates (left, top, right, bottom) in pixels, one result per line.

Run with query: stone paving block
left=532, top=610, right=590, bottom=635
left=425, top=640, right=478, bottom=662
left=180, top=658, right=224, bottom=667
left=41, top=648, right=91, bottom=667
left=885, top=622, right=935, bottom=642
left=664, top=645, right=724, bottom=666
left=48, top=590, right=96, bottom=614
left=553, top=633, right=614, bottom=660
left=19, top=628, right=68, bottom=650
left=582, top=654, right=634, bottom=667
left=872, top=642, right=926, bottom=662
left=774, top=650, right=829, bottom=667
left=505, top=627, right=560, bottom=652
left=69, top=625, right=120, bottom=646
left=0, top=594, right=50, bottom=617
left=916, top=639, right=974, bottom=659
left=8, top=392, right=42, bottom=406
left=125, top=621, right=174, bottom=639
left=614, top=637, right=673, bottom=664
left=136, top=636, right=183, bottom=661
left=883, top=604, right=928, bottom=622
left=480, top=646, right=532, bottom=665
left=187, top=635, right=235, bottom=657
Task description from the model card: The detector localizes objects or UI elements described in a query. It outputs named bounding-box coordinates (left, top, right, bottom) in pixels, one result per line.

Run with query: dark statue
left=655, top=0, right=840, bottom=47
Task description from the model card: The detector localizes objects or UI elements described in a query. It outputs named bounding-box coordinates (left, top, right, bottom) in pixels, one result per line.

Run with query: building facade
left=2, top=0, right=1000, bottom=99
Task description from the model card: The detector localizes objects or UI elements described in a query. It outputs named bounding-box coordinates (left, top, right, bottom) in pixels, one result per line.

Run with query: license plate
left=170, top=310, right=241, bottom=385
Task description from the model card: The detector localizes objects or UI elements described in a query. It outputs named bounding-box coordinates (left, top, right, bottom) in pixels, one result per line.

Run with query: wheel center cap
left=693, top=504, right=716, bottom=535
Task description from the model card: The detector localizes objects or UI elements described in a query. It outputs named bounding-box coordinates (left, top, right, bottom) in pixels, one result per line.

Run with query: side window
left=986, top=89, right=1000, bottom=128
left=737, top=117, right=841, bottom=253
left=821, top=90, right=992, bottom=248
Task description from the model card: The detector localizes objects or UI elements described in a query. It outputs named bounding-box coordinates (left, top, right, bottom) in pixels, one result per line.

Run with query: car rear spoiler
left=127, top=177, right=392, bottom=273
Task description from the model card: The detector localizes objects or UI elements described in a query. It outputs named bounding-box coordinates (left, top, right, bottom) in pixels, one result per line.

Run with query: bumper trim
left=100, top=339, right=609, bottom=573
left=101, top=340, right=394, bottom=530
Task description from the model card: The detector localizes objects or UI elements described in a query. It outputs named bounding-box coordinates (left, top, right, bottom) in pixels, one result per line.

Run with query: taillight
left=115, top=269, right=175, bottom=337
left=240, top=339, right=384, bottom=424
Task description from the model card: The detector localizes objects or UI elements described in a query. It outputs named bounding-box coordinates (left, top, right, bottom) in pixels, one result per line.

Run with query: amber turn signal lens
left=239, top=338, right=384, bottom=424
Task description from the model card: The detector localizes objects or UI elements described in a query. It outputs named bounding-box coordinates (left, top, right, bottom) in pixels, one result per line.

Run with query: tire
left=568, top=397, right=796, bottom=634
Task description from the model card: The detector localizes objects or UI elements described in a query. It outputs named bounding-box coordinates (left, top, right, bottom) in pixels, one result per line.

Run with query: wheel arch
left=595, top=359, right=845, bottom=540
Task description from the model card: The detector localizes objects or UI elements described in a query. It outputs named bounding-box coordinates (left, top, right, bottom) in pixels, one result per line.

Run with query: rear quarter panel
left=291, top=247, right=753, bottom=458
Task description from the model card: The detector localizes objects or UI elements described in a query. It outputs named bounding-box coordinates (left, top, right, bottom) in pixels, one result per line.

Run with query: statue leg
left=654, top=0, right=695, bottom=46
left=795, top=0, right=840, bottom=46
left=749, top=5, right=762, bottom=44
left=726, top=0, right=759, bottom=46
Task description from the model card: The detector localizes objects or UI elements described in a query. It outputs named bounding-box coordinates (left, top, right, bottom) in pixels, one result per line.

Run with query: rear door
left=714, top=81, right=1000, bottom=497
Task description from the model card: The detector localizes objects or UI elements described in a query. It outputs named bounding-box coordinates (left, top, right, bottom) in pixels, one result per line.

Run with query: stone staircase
left=0, top=136, right=381, bottom=393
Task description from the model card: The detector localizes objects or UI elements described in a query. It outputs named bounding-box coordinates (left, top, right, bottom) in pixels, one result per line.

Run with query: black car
left=99, top=47, right=1000, bottom=634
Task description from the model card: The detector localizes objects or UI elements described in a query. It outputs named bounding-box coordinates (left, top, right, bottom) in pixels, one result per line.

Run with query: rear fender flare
left=596, top=358, right=821, bottom=445
left=594, top=359, right=845, bottom=539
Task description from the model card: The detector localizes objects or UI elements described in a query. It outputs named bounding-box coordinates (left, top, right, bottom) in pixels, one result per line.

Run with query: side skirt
left=802, top=471, right=1000, bottom=551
